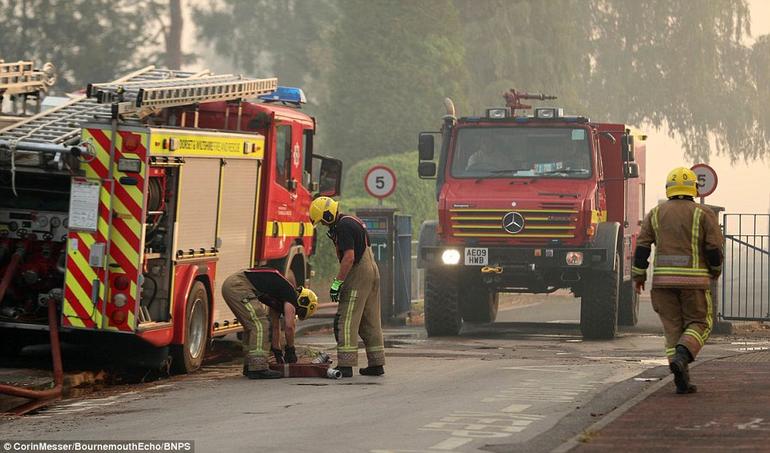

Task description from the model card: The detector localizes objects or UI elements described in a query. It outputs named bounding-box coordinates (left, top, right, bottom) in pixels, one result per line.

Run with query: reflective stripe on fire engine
left=453, top=233, right=575, bottom=238
left=63, top=128, right=145, bottom=333
left=450, top=208, right=579, bottom=213
left=453, top=225, right=575, bottom=230
left=148, top=128, right=265, bottom=159
left=273, top=221, right=314, bottom=237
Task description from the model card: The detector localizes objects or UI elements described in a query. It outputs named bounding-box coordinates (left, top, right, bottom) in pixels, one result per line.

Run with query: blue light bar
left=258, top=86, right=307, bottom=106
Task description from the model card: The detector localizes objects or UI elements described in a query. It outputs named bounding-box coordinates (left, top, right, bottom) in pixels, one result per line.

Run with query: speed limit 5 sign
left=690, top=163, right=718, bottom=198
left=365, top=165, right=397, bottom=199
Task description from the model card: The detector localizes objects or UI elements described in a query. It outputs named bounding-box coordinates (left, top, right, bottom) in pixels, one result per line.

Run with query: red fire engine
left=0, top=67, right=342, bottom=372
left=417, top=90, right=646, bottom=339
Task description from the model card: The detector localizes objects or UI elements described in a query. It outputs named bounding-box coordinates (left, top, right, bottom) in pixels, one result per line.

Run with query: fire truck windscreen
left=451, top=127, right=592, bottom=179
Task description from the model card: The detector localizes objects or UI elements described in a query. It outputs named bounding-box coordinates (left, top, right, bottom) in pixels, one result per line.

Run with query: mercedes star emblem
left=502, top=211, right=525, bottom=234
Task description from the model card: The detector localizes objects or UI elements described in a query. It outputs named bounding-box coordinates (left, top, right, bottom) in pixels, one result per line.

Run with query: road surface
left=0, top=293, right=760, bottom=453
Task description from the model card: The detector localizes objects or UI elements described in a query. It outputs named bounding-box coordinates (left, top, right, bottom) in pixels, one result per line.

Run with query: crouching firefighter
left=632, top=167, right=724, bottom=394
left=221, top=268, right=318, bottom=379
left=309, top=196, right=385, bottom=378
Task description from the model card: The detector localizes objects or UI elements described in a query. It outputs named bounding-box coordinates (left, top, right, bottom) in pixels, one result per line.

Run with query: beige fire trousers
left=334, top=248, right=385, bottom=367
left=221, top=272, right=270, bottom=371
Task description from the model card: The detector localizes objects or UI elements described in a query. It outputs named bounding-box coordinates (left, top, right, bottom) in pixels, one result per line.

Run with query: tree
left=0, top=0, right=167, bottom=92
left=588, top=0, right=761, bottom=162
left=193, top=0, right=337, bottom=102
left=455, top=0, right=593, bottom=114
left=320, top=0, right=469, bottom=164
left=164, top=0, right=184, bottom=69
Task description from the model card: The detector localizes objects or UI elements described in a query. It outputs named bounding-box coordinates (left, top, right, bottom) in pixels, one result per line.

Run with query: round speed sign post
left=365, top=165, right=397, bottom=205
left=690, top=163, right=718, bottom=204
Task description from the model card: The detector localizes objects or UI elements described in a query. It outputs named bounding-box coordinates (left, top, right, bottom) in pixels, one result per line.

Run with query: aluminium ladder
left=0, top=66, right=205, bottom=146
left=0, top=60, right=56, bottom=97
left=87, top=73, right=277, bottom=115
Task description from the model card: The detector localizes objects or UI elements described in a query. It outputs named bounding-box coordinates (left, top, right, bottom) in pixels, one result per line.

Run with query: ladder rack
left=0, top=60, right=56, bottom=97
left=88, top=74, right=277, bottom=115
left=0, top=66, right=202, bottom=145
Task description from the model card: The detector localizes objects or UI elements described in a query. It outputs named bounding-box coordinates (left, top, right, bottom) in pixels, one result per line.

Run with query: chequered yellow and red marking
left=63, top=127, right=147, bottom=332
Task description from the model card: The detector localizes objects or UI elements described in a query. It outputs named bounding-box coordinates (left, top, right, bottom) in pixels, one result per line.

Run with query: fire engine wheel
left=580, top=253, right=620, bottom=340
left=171, top=281, right=210, bottom=374
left=460, top=285, right=499, bottom=323
left=618, top=280, right=640, bottom=326
left=424, top=268, right=462, bottom=336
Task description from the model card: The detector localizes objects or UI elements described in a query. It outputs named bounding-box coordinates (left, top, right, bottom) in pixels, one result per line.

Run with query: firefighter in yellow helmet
left=632, top=167, right=723, bottom=394
left=221, top=268, right=318, bottom=379
left=309, top=196, right=385, bottom=378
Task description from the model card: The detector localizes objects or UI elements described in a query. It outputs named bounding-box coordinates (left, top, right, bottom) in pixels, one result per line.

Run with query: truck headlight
left=566, top=252, right=584, bottom=266
left=441, top=249, right=461, bottom=265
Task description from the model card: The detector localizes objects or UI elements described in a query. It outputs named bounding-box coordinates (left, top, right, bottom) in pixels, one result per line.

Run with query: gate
left=721, top=214, right=770, bottom=321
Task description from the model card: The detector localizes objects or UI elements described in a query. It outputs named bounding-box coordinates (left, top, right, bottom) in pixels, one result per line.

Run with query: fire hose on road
left=0, top=243, right=64, bottom=416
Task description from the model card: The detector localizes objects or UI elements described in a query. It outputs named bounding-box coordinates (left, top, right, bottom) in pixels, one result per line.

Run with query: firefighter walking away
left=632, top=167, right=724, bottom=394
left=310, top=196, right=385, bottom=378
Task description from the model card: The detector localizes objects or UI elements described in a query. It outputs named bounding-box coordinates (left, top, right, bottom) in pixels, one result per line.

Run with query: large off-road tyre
left=460, top=284, right=499, bottom=324
left=618, top=280, right=640, bottom=326
left=580, top=253, right=620, bottom=340
left=171, top=281, right=210, bottom=374
left=424, top=268, right=462, bottom=336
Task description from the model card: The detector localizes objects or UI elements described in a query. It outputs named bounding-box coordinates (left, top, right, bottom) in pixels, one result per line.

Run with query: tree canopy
left=197, top=0, right=767, bottom=164
left=0, top=0, right=167, bottom=92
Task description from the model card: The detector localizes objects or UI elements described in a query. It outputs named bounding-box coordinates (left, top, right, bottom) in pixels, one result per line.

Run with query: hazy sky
left=645, top=0, right=769, bottom=214
left=184, top=1, right=769, bottom=214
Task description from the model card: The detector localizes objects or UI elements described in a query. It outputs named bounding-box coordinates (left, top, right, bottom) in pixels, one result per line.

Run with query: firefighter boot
left=359, top=365, right=384, bottom=376
left=246, top=368, right=282, bottom=379
left=333, top=366, right=353, bottom=378
left=670, top=345, right=696, bottom=394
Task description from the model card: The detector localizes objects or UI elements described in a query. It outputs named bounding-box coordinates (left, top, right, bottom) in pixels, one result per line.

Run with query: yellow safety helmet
left=309, top=196, right=339, bottom=225
left=295, top=287, right=318, bottom=320
left=665, top=167, right=698, bottom=198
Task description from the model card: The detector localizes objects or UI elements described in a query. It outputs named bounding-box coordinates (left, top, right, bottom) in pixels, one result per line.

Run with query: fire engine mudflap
left=416, top=90, right=645, bottom=340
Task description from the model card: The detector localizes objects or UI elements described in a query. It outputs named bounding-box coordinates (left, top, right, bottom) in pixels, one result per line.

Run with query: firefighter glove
left=330, top=278, right=344, bottom=303
left=284, top=346, right=297, bottom=363
left=272, top=348, right=285, bottom=364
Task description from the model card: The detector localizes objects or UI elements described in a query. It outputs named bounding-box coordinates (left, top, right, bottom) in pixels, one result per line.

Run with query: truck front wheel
left=618, top=280, right=640, bottom=326
left=424, top=268, right=462, bottom=336
left=460, top=284, right=499, bottom=324
left=580, top=253, right=620, bottom=340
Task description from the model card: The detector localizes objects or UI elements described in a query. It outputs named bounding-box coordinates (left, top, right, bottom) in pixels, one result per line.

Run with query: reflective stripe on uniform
left=691, top=208, right=703, bottom=270
left=684, top=328, right=705, bottom=346
left=703, top=289, right=714, bottom=342
left=244, top=299, right=265, bottom=356
left=344, top=289, right=358, bottom=349
left=651, top=207, right=660, bottom=265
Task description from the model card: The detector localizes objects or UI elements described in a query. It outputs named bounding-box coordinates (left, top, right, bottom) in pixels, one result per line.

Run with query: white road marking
left=428, top=437, right=472, bottom=450
left=501, top=404, right=530, bottom=413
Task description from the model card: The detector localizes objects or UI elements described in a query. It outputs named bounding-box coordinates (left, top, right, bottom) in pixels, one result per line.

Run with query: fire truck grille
left=449, top=205, right=579, bottom=240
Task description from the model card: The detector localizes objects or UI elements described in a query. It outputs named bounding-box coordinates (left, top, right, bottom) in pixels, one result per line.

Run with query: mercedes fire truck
left=417, top=90, right=646, bottom=339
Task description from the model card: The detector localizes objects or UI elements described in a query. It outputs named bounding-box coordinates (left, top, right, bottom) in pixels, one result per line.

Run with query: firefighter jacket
left=632, top=198, right=723, bottom=289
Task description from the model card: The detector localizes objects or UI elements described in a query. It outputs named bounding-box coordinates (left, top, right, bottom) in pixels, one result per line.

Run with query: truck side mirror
left=313, top=155, right=343, bottom=197
left=418, top=162, right=437, bottom=179
left=621, top=135, right=635, bottom=162
left=418, top=133, right=435, bottom=161
left=624, top=162, right=639, bottom=179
